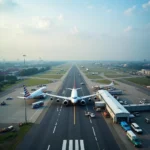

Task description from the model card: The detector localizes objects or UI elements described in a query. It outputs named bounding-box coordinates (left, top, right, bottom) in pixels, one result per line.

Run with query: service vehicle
left=119, top=100, right=124, bottom=104
left=80, top=82, right=85, bottom=85
left=90, top=113, right=95, bottom=118
left=120, top=121, right=131, bottom=132
left=145, top=118, right=150, bottom=124
left=31, top=89, right=36, bottom=91
left=103, top=111, right=110, bottom=118
left=0, top=101, right=6, bottom=106
left=131, top=123, right=142, bottom=134
left=133, top=112, right=140, bottom=117
left=95, top=101, right=106, bottom=108
left=95, top=108, right=102, bottom=112
left=124, top=101, right=128, bottom=105
left=6, top=97, right=13, bottom=100
left=32, top=101, right=44, bottom=109
left=85, top=111, right=91, bottom=116
left=126, top=130, right=142, bottom=147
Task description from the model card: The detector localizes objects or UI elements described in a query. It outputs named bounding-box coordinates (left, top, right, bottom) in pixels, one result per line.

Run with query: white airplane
left=92, top=81, right=114, bottom=89
left=46, top=85, right=96, bottom=106
left=18, top=85, right=47, bottom=99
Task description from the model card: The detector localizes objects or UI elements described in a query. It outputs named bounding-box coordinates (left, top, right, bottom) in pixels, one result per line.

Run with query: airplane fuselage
left=70, top=89, right=79, bottom=104
left=26, top=87, right=47, bottom=99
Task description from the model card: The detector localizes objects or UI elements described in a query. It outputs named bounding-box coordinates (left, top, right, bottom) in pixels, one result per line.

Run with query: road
left=16, top=66, right=120, bottom=150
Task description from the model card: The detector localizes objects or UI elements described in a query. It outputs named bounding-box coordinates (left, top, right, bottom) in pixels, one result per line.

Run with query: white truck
left=94, top=101, right=106, bottom=108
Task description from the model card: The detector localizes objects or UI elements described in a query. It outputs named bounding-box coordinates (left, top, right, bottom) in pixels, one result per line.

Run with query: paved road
left=16, top=66, right=120, bottom=150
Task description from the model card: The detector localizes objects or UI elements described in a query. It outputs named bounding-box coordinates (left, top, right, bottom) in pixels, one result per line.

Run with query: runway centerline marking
left=89, top=118, right=92, bottom=124
left=53, top=126, right=57, bottom=134
left=74, top=105, right=76, bottom=125
left=92, top=127, right=96, bottom=137
left=47, top=145, right=50, bottom=150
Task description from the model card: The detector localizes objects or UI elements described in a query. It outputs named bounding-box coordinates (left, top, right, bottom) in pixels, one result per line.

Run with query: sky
left=0, top=0, right=150, bottom=61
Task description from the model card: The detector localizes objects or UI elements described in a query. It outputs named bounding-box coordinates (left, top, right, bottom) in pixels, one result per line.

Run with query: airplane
left=18, top=85, right=47, bottom=99
left=46, top=84, right=96, bottom=106
left=92, top=81, right=114, bottom=89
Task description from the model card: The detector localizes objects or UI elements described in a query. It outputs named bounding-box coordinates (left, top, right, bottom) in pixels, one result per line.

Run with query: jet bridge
left=124, top=104, right=150, bottom=112
left=97, top=90, right=130, bottom=123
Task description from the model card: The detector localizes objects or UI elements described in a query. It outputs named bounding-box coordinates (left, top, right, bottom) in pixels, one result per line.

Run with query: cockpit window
left=73, top=97, right=77, bottom=99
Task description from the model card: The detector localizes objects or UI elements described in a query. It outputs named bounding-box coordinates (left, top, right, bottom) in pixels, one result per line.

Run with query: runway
left=16, top=66, right=119, bottom=150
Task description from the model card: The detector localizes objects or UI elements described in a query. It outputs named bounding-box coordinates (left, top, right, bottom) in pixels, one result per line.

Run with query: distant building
left=140, top=69, right=150, bottom=76
left=123, top=64, right=128, bottom=67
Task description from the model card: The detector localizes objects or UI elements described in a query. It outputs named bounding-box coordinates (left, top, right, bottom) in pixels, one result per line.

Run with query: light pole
left=3, top=59, right=6, bottom=82
left=23, top=54, right=27, bottom=123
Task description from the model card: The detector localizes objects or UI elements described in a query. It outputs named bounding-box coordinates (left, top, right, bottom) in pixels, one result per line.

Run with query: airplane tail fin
left=66, top=88, right=73, bottom=90
left=76, top=88, right=82, bottom=90
left=23, top=85, right=30, bottom=97
left=110, top=81, right=114, bottom=86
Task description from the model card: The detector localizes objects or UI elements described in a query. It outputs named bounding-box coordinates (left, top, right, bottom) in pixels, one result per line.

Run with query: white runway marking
left=92, top=127, right=96, bottom=137
left=80, top=140, right=85, bottom=150
left=69, top=140, right=73, bottom=150
left=29, top=109, right=39, bottom=121
left=47, top=145, right=50, bottom=150
left=62, top=140, right=67, bottom=150
left=62, top=140, right=85, bottom=150
left=53, top=126, right=56, bottom=134
left=89, top=118, right=92, bottom=123
left=75, top=140, right=79, bottom=150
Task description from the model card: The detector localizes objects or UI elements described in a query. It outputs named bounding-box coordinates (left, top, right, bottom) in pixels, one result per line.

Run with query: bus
left=32, top=101, right=44, bottom=109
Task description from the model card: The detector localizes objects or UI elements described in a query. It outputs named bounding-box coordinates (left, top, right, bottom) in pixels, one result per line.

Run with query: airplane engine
left=56, top=99, right=60, bottom=102
left=88, top=98, right=92, bottom=102
left=63, top=100, right=69, bottom=106
left=50, top=97, right=53, bottom=100
left=80, top=99, right=86, bottom=105
left=94, top=96, right=97, bottom=100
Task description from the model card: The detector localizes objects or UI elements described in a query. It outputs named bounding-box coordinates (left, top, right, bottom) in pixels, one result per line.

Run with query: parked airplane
left=18, top=85, right=47, bottom=99
left=46, top=85, right=96, bottom=106
left=92, top=81, right=114, bottom=89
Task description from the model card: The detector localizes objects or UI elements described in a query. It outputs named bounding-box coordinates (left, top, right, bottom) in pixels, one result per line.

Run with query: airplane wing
left=78, top=94, right=96, bottom=100
left=46, top=93, right=71, bottom=100
left=17, top=96, right=25, bottom=99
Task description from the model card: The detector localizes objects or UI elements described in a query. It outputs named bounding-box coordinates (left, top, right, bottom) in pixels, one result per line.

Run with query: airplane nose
left=72, top=99, right=76, bottom=104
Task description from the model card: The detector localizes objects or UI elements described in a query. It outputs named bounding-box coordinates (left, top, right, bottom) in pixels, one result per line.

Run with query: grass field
left=104, top=74, right=128, bottom=78
left=1, top=81, right=22, bottom=91
left=86, top=75, right=103, bottom=79
left=79, top=65, right=128, bottom=78
left=95, top=79, right=111, bottom=84
left=125, top=77, right=150, bottom=86
left=24, top=78, right=52, bottom=86
left=0, top=123, right=33, bottom=150
left=35, top=74, right=62, bottom=79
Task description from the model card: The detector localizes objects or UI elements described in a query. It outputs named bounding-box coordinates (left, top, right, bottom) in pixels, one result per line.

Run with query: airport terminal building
left=97, top=90, right=130, bottom=123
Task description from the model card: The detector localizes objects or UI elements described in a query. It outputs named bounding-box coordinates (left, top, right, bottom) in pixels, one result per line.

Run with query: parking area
left=0, top=81, right=62, bottom=127
left=79, top=67, right=150, bottom=149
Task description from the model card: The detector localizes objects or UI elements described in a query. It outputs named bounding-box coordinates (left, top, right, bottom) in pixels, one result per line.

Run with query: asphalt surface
left=16, top=66, right=120, bottom=150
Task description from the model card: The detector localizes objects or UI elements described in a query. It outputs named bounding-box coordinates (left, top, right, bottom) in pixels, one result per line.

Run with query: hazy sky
left=0, top=0, right=150, bottom=61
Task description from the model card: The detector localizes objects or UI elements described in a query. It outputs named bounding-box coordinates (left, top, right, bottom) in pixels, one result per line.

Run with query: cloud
left=142, top=1, right=150, bottom=9
left=87, top=5, right=94, bottom=9
left=58, top=14, right=63, bottom=21
left=124, top=26, right=132, bottom=32
left=0, top=0, right=18, bottom=11
left=30, top=16, right=52, bottom=30
left=124, top=5, right=136, bottom=16
left=107, top=9, right=112, bottom=13
left=0, top=0, right=4, bottom=5
left=71, top=26, right=79, bottom=35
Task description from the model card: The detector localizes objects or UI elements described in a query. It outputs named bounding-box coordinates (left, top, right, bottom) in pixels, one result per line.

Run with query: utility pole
left=23, top=54, right=27, bottom=123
